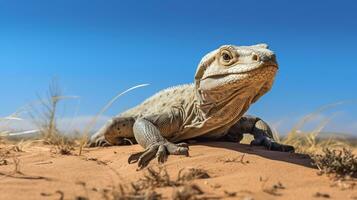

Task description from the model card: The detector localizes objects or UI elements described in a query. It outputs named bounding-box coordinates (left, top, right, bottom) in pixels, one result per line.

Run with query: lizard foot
left=128, top=142, right=189, bottom=170
left=251, top=137, right=295, bottom=152
left=88, top=135, right=111, bottom=147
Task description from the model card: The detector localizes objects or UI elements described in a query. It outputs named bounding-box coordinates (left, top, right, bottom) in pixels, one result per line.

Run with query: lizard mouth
left=198, top=65, right=277, bottom=93
left=201, top=63, right=278, bottom=81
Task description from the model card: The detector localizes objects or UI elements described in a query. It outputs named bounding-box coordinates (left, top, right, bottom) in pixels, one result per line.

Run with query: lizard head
left=195, top=43, right=278, bottom=105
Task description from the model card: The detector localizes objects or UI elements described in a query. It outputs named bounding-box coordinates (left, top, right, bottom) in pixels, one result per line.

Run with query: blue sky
left=0, top=0, right=356, bottom=135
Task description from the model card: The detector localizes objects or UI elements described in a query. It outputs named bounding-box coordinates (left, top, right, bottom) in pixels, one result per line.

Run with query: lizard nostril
left=252, top=54, right=259, bottom=61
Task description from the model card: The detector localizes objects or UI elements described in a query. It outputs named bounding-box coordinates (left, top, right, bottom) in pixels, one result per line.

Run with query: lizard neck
left=174, top=88, right=253, bottom=142
left=193, top=80, right=267, bottom=128
left=196, top=90, right=253, bottom=121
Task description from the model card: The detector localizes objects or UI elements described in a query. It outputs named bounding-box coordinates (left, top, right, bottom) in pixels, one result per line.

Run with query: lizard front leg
left=128, top=118, right=189, bottom=169
left=224, top=115, right=295, bottom=152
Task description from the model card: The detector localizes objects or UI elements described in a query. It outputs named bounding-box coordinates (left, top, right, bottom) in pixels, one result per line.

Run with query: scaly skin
left=89, top=43, right=295, bottom=169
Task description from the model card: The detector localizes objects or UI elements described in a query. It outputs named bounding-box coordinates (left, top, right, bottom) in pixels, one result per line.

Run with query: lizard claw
left=128, top=142, right=189, bottom=170
left=88, top=136, right=111, bottom=147
left=251, top=137, right=295, bottom=153
left=176, top=142, right=189, bottom=149
left=128, top=150, right=147, bottom=164
left=156, top=145, right=168, bottom=164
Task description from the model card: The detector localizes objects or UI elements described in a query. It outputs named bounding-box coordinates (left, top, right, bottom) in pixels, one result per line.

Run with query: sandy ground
left=0, top=142, right=356, bottom=200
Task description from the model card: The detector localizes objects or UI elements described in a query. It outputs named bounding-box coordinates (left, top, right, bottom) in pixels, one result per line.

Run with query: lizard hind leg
left=249, top=117, right=294, bottom=152
left=225, top=115, right=295, bottom=152
left=88, top=116, right=136, bottom=147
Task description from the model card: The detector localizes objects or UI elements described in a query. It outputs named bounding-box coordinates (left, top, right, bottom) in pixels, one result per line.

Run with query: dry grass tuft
left=177, top=168, right=210, bottom=182
left=74, top=175, right=163, bottom=200
left=136, top=167, right=174, bottom=189
left=30, top=81, right=73, bottom=144
left=9, top=140, right=34, bottom=152
left=259, top=177, right=285, bottom=196
left=280, top=130, right=348, bottom=155
left=30, top=81, right=64, bottom=142
left=134, top=167, right=210, bottom=191
left=2, top=82, right=150, bottom=157
left=0, top=155, right=24, bottom=178
left=312, top=148, right=357, bottom=178
left=274, top=109, right=357, bottom=182
left=220, top=154, right=249, bottom=164
left=100, top=167, right=212, bottom=200
left=172, top=184, right=204, bottom=200
left=102, top=184, right=162, bottom=200
left=0, top=149, right=9, bottom=166
left=266, top=104, right=357, bottom=185
left=28, top=80, right=78, bottom=155
left=272, top=103, right=354, bottom=155
left=50, top=136, right=75, bottom=155
left=277, top=120, right=348, bottom=155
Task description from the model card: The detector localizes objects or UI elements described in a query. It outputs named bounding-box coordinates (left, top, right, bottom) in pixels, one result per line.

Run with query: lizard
left=89, top=43, right=295, bottom=169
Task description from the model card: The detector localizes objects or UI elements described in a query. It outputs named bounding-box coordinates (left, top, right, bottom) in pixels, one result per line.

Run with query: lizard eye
left=220, top=49, right=235, bottom=65
left=222, top=53, right=232, bottom=61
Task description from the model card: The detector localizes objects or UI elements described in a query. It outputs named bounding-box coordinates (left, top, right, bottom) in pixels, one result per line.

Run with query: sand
left=0, top=142, right=356, bottom=200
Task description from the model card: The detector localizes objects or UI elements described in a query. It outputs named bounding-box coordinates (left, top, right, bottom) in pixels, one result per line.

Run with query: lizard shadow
left=189, top=141, right=315, bottom=169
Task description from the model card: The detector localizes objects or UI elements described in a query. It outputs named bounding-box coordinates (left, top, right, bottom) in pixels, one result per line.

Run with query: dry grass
left=9, top=140, right=35, bottom=152
left=26, top=80, right=81, bottom=155
left=135, top=167, right=174, bottom=189
left=274, top=103, right=353, bottom=155
left=268, top=106, right=357, bottom=182
left=259, top=177, right=286, bottom=196
left=220, top=154, right=249, bottom=164
left=1, top=82, right=150, bottom=158
left=49, top=136, right=75, bottom=155
left=0, top=147, right=51, bottom=180
left=177, top=168, right=210, bottom=183
left=0, top=140, right=32, bottom=167
left=30, top=81, right=76, bottom=142
left=57, top=162, right=212, bottom=199
left=312, top=148, right=357, bottom=178
left=134, top=167, right=210, bottom=190
left=278, top=129, right=349, bottom=155
left=172, top=184, right=205, bottom=200
left=0, top=149, right=9, bottom=166
left=102, top=184, right=162, bottom=200
left=101, top=167, right=211, bottom=200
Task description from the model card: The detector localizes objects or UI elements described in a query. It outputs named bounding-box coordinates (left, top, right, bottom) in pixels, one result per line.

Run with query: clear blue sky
left=1, top=0, right=356, bottom=134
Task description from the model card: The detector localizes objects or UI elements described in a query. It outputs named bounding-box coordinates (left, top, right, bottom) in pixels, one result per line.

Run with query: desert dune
left=0, top=141, right=355, bottom=200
